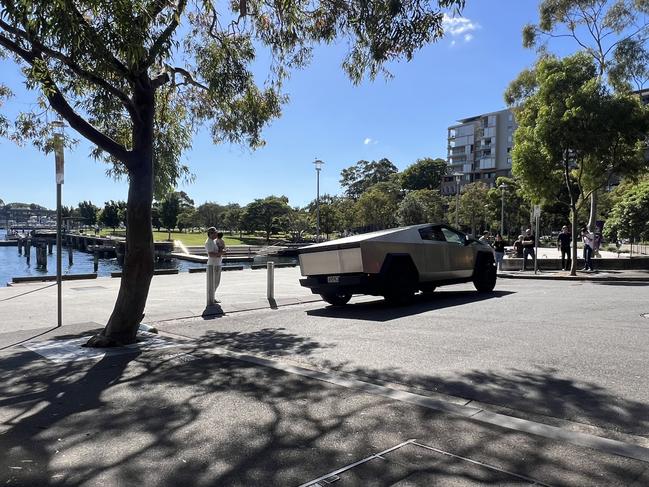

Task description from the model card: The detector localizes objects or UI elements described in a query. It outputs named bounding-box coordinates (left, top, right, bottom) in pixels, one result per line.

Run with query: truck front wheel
left=320, top=290, right=352, bottom=306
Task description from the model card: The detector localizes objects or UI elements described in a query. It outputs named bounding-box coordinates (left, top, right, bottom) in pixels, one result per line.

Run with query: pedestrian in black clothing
left=493, top=233, right=506, bottom=271
left=522, top=229, right=535, bottom=271
left=557, top=225, right=572, bottom=270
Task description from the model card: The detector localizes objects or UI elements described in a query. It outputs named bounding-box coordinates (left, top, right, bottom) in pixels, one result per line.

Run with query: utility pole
left=453, top=173, right=462, bottom=229
left=53, top=120, right=65, bottom=328
left=313, top=158, right=324, bottom=242
left=499, top=183, right=507, bottom=237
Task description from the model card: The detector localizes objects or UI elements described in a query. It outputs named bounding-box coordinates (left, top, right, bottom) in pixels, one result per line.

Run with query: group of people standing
left=479, top=224, right=602, bottom=272
left=556, top=225, right=602, bottom=271
left=481, top=229, right=536, bottom=271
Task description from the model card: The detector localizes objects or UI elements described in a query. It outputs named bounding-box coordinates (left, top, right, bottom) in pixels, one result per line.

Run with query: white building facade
left=441, top=108, right=516, bottom=195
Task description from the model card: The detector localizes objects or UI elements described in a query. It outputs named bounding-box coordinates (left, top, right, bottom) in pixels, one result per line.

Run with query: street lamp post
left=499, top=183, right=507, bottom=237
left=453, top=172, right=462, bottom=229
left=313, top=158, right=324, bottom=242
left=52, top=120, right=65, bottom=328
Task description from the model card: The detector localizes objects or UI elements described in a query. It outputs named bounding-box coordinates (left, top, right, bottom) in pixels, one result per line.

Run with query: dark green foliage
left=340, top=158, right=398, bottom=200
left=400, top=157, right=447, bottom=190
left=77, top=201, right=99, bottom=226
left=160, top=193, right=181, bottom=236
left=605, top=177, right=649, bottom=241
left=243, top=195, right=291, bottom=242
left=100, top=201, right=121, bottom=230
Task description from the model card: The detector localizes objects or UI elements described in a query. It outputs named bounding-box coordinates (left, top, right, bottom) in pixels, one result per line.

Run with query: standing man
left=581, top=227, right=595, bottom=271
left=557, top=225, right=572, bottom=271
left=522, top=228, right=535, bottom=271
left=205, top=227, right=223, bottom=305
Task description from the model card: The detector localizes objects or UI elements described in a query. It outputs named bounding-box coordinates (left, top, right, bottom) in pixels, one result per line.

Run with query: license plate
left=327, top=275, right=340, bottom=283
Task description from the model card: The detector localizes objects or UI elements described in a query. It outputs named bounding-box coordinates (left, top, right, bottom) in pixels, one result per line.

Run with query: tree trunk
left=86, top=81, right=155, bottom=347
left=587, top=191, right=598, bottom=231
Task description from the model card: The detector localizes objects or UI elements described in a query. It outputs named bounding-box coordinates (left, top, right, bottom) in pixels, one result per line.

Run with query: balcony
left=479, top=158, right=496, bottom=170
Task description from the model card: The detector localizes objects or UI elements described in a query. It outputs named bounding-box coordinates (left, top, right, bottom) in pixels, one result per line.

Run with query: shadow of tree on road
left=0, top=326, right=646, bottom=486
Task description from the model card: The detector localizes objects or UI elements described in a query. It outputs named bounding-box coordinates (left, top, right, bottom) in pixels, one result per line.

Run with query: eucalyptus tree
left=506, top=53, right=649, bottom=275
left=340, top=158, right=399, bottom=200
left=0, top=0, right=465, bottom=346
left=522, top=0, right=649, bottom=230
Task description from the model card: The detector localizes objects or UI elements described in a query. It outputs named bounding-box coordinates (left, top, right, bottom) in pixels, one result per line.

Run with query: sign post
left=53, top=121, right=65, bottom=328
left=533, top=205, right=541, bottom=274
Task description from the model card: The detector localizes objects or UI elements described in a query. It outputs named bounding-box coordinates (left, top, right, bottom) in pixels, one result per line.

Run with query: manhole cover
left=70, top=286, right=108, bottom=291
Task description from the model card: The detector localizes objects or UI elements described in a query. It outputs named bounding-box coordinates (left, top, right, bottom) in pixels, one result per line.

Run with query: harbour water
left=0, top=230, right=297, bottom=286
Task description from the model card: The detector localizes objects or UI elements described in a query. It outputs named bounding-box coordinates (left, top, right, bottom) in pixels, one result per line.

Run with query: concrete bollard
left=267, top=261, right=274, bottom=300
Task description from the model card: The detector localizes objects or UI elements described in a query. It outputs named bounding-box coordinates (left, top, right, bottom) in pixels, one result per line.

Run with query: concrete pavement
left=2, top=268, right=649, bottom=485
left=0, top=268, right=320, bottom=333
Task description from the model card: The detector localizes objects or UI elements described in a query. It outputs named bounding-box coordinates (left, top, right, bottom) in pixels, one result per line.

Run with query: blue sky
left=1, top=1, right=546, bottom=209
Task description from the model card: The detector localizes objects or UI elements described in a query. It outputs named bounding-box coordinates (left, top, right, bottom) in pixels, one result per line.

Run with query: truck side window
left=419, top=226, right=446, bottom=242
left=441, top=227, right=464, bottom=245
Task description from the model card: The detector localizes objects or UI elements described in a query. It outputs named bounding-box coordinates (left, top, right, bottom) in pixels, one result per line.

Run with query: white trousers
left=206, top=264, right=222, bottom=304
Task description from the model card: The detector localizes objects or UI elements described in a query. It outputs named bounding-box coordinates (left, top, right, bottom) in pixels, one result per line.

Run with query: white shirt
left=205, top=238, right=222, bottom=266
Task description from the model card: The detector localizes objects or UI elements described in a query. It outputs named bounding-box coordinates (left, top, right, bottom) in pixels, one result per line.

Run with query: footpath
left=1, top=268, right=649, bottom=486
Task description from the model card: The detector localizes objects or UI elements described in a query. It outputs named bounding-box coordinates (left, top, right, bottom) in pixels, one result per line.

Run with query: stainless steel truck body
left=298, top=224, right=496, bottom=305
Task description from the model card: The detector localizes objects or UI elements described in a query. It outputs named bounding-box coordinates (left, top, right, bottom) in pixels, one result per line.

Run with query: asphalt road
left=158, top=278, right=649, bottom=439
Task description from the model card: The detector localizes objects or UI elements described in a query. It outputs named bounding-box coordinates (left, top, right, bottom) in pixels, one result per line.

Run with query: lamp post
left=313, top=158, right=324, bottom=242
left=452, top=172, right=462, bottom=229
left=499, top=183, right=507, bottom=237
left=52, top=119, right=65, bottom=328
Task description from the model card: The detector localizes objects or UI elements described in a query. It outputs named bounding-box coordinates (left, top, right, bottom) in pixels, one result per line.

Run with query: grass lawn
left=95, top=229, right=288, bottom=246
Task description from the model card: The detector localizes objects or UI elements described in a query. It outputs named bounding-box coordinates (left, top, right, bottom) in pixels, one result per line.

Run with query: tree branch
left=0, top=19, right=138, bottom=121
left=0, top=33, right=131, bottom=165
left=144, top=0, right=188, bottom=68
left=62, top=0, right=131, bottom=78
left=151, top=65, right=209, bottom=90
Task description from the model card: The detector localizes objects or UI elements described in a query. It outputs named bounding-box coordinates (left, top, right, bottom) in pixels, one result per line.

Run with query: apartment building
left=441, top=108, right=516, bottom=195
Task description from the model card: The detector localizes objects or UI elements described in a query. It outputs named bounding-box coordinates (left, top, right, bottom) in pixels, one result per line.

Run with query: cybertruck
left=299, top=224, right=496, bottom=305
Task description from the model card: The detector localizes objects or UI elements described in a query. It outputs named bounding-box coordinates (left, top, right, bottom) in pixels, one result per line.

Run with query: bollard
left=68, top=244, right=73, bottom=265
left=48, top=241, right=54, bottom=255
left=18, top=238, right=22, bottom=255
left=94, top=251, right=99, bottom=273
left=25, top=240, right=31, bottom=265
left=266, top=261, right=275, bottom=300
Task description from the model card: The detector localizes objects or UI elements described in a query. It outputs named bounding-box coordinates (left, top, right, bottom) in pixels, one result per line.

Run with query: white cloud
left=450, top=40, right=457, bottom=47
left=443, top=14, right=480, bottom=42
left=363, top=137, right=378, bottom=145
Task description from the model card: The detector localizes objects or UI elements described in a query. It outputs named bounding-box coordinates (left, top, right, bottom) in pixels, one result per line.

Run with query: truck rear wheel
left=320, top=290, right=352, bottom=306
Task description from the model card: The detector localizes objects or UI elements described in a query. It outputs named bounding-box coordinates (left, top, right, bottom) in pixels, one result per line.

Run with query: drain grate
left=299, top=439, right=549, bottom=487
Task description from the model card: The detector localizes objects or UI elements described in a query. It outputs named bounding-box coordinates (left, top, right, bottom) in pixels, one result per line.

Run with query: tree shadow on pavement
left=306, top=290, right=515, bottom=322
left=0, top=327, right=646, bottom=486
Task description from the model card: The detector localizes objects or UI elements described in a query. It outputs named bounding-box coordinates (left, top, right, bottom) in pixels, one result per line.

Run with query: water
left=0, top=230, right=297, bottom=286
